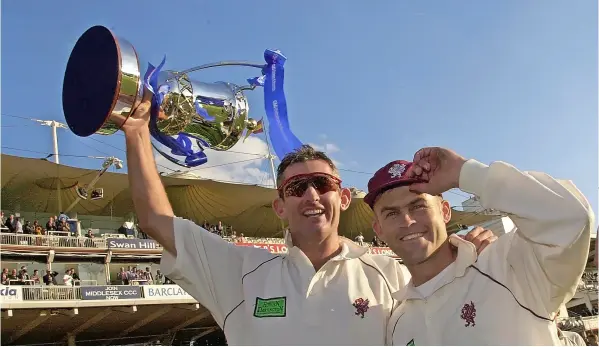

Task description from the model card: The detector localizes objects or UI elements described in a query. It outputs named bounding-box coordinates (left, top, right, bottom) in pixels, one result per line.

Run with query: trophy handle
left=173, top=61, right=265, bottom=78
left=170, top=61, right=265, bottom=93
left=237, top=85, right=258, bottom=92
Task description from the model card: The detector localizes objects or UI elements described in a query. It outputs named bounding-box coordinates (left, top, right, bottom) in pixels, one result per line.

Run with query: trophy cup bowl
left=62, top=25, right=264, bottom=164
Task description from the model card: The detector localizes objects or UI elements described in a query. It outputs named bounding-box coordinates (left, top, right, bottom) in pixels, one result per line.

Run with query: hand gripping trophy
left=62, top=25, right=302, bottom=167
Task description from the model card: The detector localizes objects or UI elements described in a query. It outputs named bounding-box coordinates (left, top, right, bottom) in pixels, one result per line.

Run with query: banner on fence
left=368, top=247, right=399, bottom=258
left=143, top=285, right=194, bottom=299
left=107, top=238, right=161, bottom=250
left=237, top=242, right=288, bottom=254
left=81, top=285, right=141, bottom=300
left=236, top=242, right=398, bottom=258
left=0, top=286, right=23, bottom=302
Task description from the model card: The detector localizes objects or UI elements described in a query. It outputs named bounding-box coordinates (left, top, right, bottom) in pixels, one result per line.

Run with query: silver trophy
left=62, top=25, right=271, bottom=167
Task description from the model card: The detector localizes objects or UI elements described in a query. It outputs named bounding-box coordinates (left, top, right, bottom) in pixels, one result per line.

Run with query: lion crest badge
left=352, top=298, right=370, bottom=319
left=460, top=301, right=476, bottom=327
left=388, top=163, right=407, bottom=178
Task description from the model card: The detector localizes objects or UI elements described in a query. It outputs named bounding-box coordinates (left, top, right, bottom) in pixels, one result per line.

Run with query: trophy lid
left=63, top=25, right=141, bottom=137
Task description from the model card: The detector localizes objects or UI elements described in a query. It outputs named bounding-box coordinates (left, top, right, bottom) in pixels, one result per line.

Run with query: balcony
left=0, top=284, right=213, bottom=346
left=1, top=284, right=198, bottom=311
left=20, top=285, right=82, bottom=301
left=1, top=233, right=109, bottom=250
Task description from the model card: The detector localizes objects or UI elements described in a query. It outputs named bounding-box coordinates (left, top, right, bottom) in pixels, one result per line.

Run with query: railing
left=7, top=279, right=36, bottom=285
left=0, top=232, right=294, bottom=250
left=74, top=280, right=98, bottom=286
left=21, top=285, right=81, bottom=301
left=1, top=284, right=194, bottom=303
left=0, top=232, right=380, bottom=251
left=1, top=233, right=107, bottom=249
left=227, top=237, right=286, bottom=244
left=577, top=282, right=598, bottom=292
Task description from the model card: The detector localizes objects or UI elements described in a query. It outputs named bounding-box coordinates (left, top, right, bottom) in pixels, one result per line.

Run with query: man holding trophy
left=62, top=26, right=498, bottom=344
left=120, top=109, right=497, bottom=344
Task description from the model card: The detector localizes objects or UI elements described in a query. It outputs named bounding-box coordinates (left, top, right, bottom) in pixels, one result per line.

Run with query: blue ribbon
left=248, top=50, right=303, bottom=159
left=143, top=57, right=208, bottom=167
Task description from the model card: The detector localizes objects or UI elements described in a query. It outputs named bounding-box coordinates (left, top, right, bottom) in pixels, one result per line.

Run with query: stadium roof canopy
left=1, top=154, right=499, bottom=238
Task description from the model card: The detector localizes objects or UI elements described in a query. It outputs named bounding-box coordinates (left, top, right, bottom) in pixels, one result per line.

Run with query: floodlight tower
left=64, top=156, right=124, bottom=213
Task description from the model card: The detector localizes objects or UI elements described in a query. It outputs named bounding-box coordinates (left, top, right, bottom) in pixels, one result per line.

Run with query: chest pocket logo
left=253, top=297, right=287, bottom=318
left=352, top=297, right=370, bottom=318
left=460, top=301, right=476, bottom=327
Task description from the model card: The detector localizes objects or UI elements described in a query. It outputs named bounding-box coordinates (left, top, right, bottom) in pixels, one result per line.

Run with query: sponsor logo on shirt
left=253, top=296, right=286, bottom=318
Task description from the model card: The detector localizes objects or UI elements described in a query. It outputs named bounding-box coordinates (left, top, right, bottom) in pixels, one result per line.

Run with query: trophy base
left=62, top=25, right=142, bottom=137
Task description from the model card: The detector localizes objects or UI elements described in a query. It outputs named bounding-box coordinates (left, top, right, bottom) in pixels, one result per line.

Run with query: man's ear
left=372, top=218, right=383, bottom=238
left=272, top=198, right=286, bottom=219
left=339, top=187, right=352, bottom=211
left=441, top=199, right=452, bottom=224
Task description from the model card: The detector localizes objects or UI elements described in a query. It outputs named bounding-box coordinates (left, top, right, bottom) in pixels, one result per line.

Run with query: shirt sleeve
left=160, top=217, right=256, bottom=326
left=459, top=159, right=594, bottom=315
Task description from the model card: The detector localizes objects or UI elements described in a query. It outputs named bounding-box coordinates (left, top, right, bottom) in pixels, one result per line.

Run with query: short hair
left=276, top=145, right=338, bottom=187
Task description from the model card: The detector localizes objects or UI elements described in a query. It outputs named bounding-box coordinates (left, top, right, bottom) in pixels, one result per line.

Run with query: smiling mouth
left=401, top=232, right=425, bottom=241
left=302, top=209, right=325, bottom=217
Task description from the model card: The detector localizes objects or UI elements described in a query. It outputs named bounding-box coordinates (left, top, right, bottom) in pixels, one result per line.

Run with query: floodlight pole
left=35, top=119, right=68, bottom=212
left=267, top=154, right=277, bottom=188
left=51, top=122, right=60, bottom=164
left=64, top=157, right=123, bottom=213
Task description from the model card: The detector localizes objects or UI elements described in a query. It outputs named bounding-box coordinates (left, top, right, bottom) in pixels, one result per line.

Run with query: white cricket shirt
left=387, top=159, right=594, bottom=346
left=161, top=221, right=410, bottom=345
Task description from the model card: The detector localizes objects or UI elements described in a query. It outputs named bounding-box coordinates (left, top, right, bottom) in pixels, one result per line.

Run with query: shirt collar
left=391, top=234, right=478, bottom=301
left=284, top=229, right=369, bottom=261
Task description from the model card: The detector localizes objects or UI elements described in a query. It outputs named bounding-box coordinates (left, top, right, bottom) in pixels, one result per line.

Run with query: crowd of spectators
left=199, top=220, right=390, bottom=248
left=0, top=265, right=180, bottom=287
left=200, top=220, right=246, bottom=242
left=0, top=211, right=391, bottom=250
left=1, top=211, right=72, bottom=235
left=582, top=271, right=598, bottom=283
left=578, top=271, right=598, bottom=293
left=0, top=266, right=82, bottom=286
left=355, top=233, right=387, bottom=247
left=114, top=266, right=173, bottom=285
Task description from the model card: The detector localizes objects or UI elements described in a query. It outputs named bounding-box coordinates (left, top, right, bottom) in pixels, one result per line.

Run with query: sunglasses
left=278, top=173, right=342, bottom=198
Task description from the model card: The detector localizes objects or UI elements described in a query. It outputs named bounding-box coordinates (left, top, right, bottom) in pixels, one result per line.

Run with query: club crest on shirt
left=460, top=301, right=476, bottom=327
left=352, top=297, right=370, bottom=318
left=388, top=163, right=407, bottom=178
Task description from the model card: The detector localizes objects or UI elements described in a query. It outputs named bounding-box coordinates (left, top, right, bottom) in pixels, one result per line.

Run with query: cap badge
left=388, top=163, right=407, bottom=178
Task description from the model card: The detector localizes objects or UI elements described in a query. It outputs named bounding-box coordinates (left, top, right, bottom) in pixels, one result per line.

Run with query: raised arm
left=121, top=91, right=257, bottom=325
left=459, top=160, right=594, bottom=313
left=124, top=121, right=176, bottom=254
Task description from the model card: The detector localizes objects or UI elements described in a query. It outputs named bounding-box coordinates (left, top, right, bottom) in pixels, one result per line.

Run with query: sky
left=1, top=0, right=597, bottom=222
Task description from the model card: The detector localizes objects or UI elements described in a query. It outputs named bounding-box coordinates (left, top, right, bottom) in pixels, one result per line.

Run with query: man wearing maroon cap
left=365, top=147, right=594, bottom=345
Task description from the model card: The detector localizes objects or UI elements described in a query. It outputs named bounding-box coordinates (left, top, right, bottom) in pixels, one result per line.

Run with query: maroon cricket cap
left=364, top=160, right=425, bottom=209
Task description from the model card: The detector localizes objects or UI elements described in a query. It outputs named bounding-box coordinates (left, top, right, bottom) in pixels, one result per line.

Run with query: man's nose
left=302, top=185, right=320, bottom=201
left=398, top=212, right=416, bottom=228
